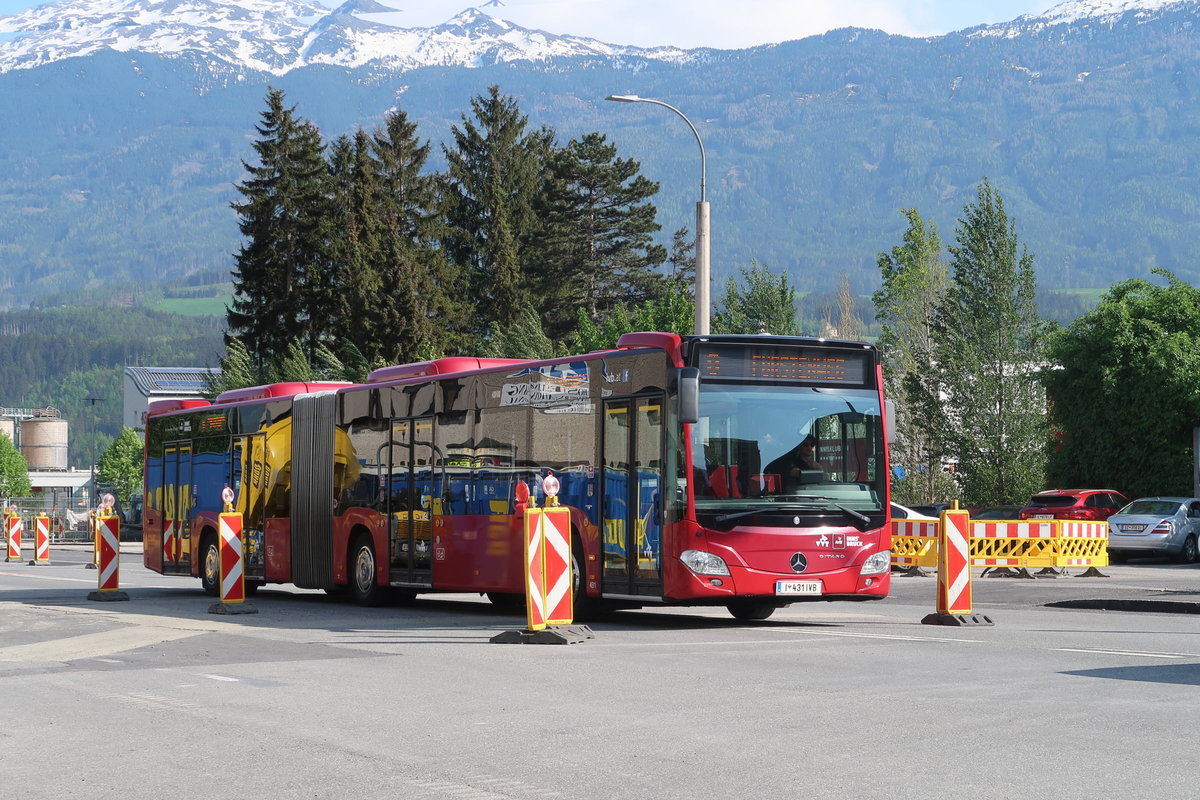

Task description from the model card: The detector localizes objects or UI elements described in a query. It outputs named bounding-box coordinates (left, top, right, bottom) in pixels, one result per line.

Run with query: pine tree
left=535, top=131, right=668, bottom=338
left=228, top=89, right=331, bottom=368
left=442, top=86, right=549, bottom=336
left=205, top=337, right=257, bottom=398
left=873, top=208, right=955, bottom=505
left=712, top=260, right=800, bottom=335
left=327, top=131, right=385, bottom=362
left=371, top=110, right=462, bottom=361
left=667, top=226, right=696, bottom=295
left=930, top=179, right=1048, bottom=506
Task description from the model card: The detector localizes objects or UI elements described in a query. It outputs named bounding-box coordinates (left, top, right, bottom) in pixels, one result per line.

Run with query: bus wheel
left=726, top=600, right=777, bottom=621
left=200, top=533, right=220, bottom=597
left=350, top=534, right=384, bottom=607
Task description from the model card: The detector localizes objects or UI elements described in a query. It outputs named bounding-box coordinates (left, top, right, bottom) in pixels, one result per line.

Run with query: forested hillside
left=0, top=306, right=224, bottom=466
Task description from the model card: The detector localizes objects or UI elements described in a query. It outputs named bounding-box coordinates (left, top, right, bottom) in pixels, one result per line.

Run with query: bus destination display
left=698, top=344, right=870, bottom=385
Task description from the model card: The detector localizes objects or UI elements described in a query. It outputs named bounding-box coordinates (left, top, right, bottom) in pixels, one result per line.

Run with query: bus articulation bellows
left=144, top=332, right=892, bottom=621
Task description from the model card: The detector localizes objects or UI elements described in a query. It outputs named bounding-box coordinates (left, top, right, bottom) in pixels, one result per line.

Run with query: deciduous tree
left=1045, top=269, right=1200, bottom=497
left=96, top=427, right=143, bottom=503
left=712, top=260, right=800, bottom=335
left=873, top=208, right=954, bottom=505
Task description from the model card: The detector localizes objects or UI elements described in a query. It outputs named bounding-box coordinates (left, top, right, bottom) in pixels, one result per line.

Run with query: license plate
left=776, top=580, right=822, bottom=596
left=1119, top=524, right=1145, bottom=532
left=1034, top=514, right=1054, bottom=519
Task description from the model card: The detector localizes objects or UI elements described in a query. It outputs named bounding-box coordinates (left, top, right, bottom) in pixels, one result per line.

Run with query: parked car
left=971, top=505, right=1024, bottom=520
left=909, top=503, right=951, bottom=517
left=890, top=502, right=936, bottom=521
left=1017, top=489, right=1129, bottom=522
left=1107, top=497, right=1200, bottom=564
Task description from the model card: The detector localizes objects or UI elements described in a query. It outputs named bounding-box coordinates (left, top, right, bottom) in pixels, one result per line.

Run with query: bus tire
left=726, top=600, right=778, bottom=621
left=350, top=533, right=384, bottom=607
left=199, top=531, right=220, bottom=597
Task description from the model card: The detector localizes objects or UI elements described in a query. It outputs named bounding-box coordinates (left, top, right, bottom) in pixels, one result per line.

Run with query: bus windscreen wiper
left=715, top=497, right=871, bottom=525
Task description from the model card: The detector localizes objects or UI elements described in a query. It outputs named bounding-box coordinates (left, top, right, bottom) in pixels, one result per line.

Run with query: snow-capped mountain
left=972, top=0, right=1192, bottom=37
left=0, top=0, right=690, bottom=74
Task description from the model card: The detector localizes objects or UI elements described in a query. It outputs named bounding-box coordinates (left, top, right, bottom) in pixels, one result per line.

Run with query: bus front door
left=388, top=417, right=436, bottom=589
left=601, top=396, right=664, bottom=600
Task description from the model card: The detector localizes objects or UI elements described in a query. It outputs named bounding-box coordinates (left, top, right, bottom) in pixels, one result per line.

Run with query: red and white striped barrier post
left=28, top=515, right=50, bottom=565
left=209, top=487, right=257, bottom=615
left=88, top=512, right=129, bottom=602
left=922, top=506, right=993, bottom=626
left=4, top=508, right=22, bottom=562
left=491, top=473, right=591, bottom=644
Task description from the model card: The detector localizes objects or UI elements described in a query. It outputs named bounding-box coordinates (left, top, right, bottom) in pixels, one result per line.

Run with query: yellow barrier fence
left=890, top=516, right=1109, bottom=572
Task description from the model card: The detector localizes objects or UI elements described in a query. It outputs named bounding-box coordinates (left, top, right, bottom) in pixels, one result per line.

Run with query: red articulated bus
left=143, top=332, right=892, bottom=620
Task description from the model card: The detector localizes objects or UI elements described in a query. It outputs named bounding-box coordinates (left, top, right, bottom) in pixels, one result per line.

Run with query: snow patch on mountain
left=0, top=0, right=689, bottom=74
left=970, top=0, right=1192, bottom=38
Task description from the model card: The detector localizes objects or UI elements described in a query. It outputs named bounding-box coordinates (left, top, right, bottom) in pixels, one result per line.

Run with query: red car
left=1017, top=489, right=1129, bottom=521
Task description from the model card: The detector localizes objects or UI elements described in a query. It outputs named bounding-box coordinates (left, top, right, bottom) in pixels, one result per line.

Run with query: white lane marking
left=203, top=674, right=239, bottom=682
left=1056, top=648, right=1192, bottom=660
left=0, top=571, right=100, bottom=584
left=0, top=627, right=202, bottom=663
left=761, top=627, right=984, bottom=643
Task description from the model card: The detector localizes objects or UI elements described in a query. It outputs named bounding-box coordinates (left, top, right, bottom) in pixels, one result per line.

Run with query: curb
left=1046, top=599, right=1200, bottom=615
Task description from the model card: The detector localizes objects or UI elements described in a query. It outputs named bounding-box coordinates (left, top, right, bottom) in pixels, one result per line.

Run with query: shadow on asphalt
left=1063, top=662, right=1200, bottom=686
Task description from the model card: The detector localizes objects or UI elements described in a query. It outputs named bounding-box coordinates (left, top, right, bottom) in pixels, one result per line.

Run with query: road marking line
left=1056, top=648, right=1192, bottom=659
left=0, top=627, right=202, bottom=663
left=0, top=571, right=99, bottom=584
left=761, top=627, right=984, bottom=643
left=203, top=674, right=239, bottom=682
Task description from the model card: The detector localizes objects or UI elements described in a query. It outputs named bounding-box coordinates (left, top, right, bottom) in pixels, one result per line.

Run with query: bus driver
left=764, top=433, right=825, bottom=491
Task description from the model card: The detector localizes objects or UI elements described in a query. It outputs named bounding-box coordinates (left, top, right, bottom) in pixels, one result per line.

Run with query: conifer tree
left=327, top=131, right=385, bottom=362
left=442, top=86, right=549, bottom=337
left=928, top=179, right=1047, bottom=506
left=535, top=131, right=667, bottom=338
left=372, top=110, right=463, bottom=361
left=228, top=89, right=331, bottom=367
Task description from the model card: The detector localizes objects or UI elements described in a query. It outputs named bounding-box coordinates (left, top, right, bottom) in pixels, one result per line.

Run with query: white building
left=122, top=367, right=219, bottom=434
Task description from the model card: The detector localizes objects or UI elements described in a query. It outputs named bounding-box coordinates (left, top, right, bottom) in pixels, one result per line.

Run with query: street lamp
left=85, top=397, right=100, bottom=506
left=605, top=94, right=711, bottom=335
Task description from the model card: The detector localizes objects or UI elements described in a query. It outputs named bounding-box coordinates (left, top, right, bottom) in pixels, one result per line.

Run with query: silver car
left=1107, top=497, right=1200, bottom=563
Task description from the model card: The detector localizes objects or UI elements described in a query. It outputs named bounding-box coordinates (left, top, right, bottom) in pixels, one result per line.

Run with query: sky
left=0, top=0, right=1060, bottom=49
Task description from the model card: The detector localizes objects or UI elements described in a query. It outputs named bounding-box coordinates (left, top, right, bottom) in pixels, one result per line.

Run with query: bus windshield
left=690, top=384, right=886, bottom=517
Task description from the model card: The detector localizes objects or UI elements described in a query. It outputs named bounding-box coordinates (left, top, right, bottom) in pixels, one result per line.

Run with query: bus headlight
left=860, top=550, right=891, bottom=576
left=680, top=549, right=730, bottom=576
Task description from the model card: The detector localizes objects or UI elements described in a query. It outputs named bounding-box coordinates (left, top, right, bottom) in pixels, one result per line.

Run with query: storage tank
left=21, top=417, right=68, bottom=470
left=0, top=418, right=14, bottom=444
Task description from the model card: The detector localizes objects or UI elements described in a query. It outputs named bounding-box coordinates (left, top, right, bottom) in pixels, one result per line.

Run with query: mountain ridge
left=4, top=0, right=1200, bottom=307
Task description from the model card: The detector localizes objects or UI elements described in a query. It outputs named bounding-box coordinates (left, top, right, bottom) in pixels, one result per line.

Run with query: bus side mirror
left=885, top=398, right=896, bottom=443
left=677, top=367, right=700, bottom=425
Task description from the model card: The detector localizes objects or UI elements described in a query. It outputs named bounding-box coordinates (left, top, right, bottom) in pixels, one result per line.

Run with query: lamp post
left=605, top=94, right=710, bottom=335
left=85, top=397, right=100, bottom=506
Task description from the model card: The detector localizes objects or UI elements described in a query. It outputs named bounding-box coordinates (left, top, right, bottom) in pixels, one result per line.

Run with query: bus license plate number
left=776, top=580, right=822, bottom=596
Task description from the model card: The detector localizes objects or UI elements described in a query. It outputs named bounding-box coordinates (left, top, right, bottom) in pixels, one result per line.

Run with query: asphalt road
left=1, top=548, right=1198, bottom=800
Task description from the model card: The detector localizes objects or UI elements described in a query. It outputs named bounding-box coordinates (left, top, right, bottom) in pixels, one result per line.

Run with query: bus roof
left=212, top=381, right=354, bottom=405
left=366, top=357, right=528, bottom=384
